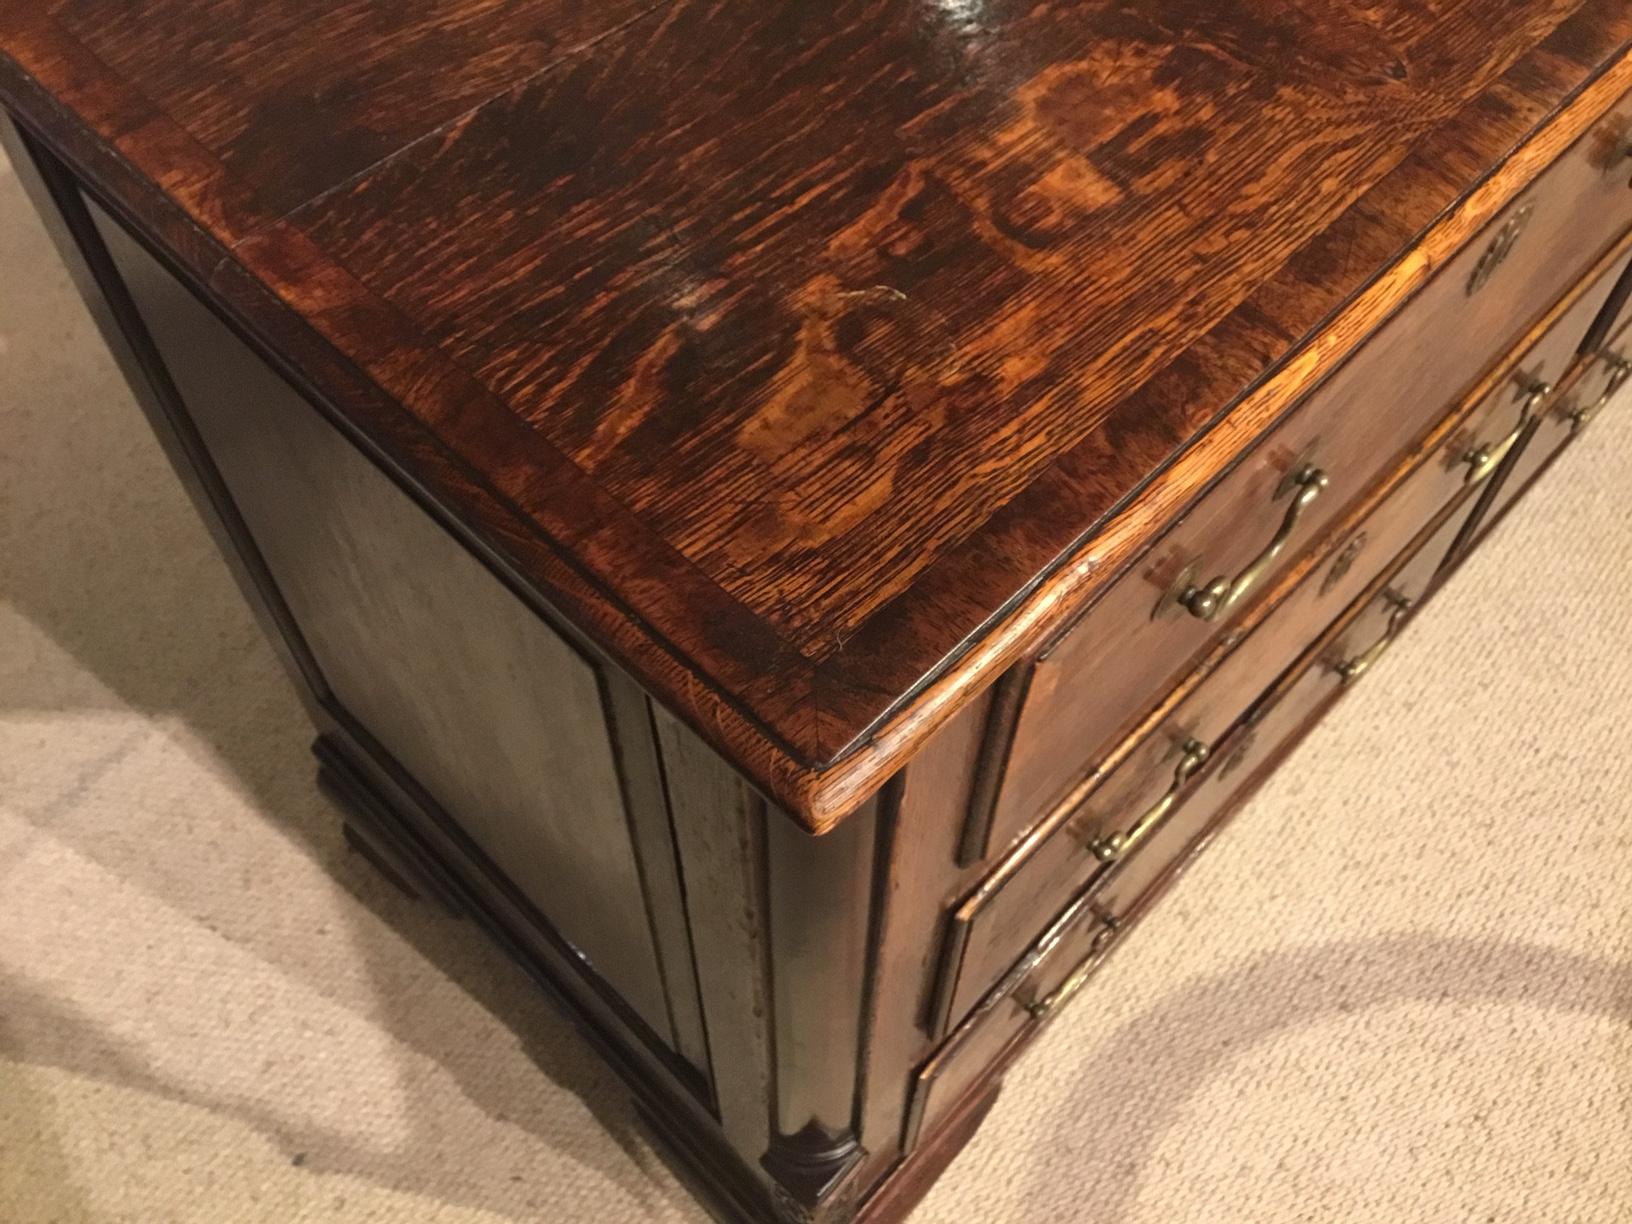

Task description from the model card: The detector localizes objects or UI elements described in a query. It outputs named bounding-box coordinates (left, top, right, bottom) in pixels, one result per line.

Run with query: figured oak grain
left=282, top=0, right=1588, bottom=655
left=3, top=0, right=1630, bottom=827
left=48, top=0, right=656, bottom=216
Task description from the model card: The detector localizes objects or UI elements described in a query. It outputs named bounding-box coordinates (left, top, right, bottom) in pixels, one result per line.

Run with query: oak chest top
left=4, top=0, right=1629, bottom=827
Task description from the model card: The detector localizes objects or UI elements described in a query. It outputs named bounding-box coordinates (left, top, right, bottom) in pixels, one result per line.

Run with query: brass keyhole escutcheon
left=1218, top=728, right=1258, bottom=781
left=1321, top=531, right=1368, bottom=596
left=1604, top=119, right=1632, bottom=188
left=1466, top=202, right=1535, bottom=297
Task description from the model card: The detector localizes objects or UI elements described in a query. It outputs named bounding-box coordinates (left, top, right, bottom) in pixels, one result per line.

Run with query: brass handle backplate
left=1085, top=738, right=1210, bottom=864
left=1163, top=465, right=1329, bottom=623
left=1332, top=589, right=1413, bottom=685
left=1461, top=375, right=1551, bottom=484
left=1564, top=350, right=1632, bottom=432
left=1021, top=913, right=1120, bottom=1021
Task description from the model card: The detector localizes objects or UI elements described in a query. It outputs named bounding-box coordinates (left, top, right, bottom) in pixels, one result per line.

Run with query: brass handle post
left=1177, top=465, right=1328, bottom=622
left=1085, top=738, right=1210, bottom=864
left=1332, top=589, right=1413, bottom=684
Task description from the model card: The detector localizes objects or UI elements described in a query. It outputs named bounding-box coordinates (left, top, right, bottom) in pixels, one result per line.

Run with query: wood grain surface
left=3, top=1, right=1630, bottom=828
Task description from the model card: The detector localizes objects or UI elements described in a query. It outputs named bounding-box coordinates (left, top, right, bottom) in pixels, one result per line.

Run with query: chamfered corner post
left=658, top=702, right=892, bottom=1222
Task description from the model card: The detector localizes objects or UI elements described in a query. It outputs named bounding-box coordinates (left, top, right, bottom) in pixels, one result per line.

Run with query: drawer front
left=930, top=465, right=1481, bottom=1036
left=1090, top=645, right=1344, bottom=923
left=1226, top=245, right=1626, bottom=690
left=978, top=90, right=1632, bottom=857
left=909, top=641, right=1347, bottom=1148
left=1099, top=512, right=1462, bottom=917
left=910, top=514, right=1469, bottom=1145
left=1491, top=340, right=1632, bottom=528
left=1482, top=255, right=1632, bottom=530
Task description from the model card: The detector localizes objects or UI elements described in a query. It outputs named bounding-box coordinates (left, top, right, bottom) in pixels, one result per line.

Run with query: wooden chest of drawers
left=4, top=4, right=1631, bottom=1221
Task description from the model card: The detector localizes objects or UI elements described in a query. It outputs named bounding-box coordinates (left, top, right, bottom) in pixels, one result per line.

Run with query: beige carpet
left=3, top=143, right=1631, bottom=1224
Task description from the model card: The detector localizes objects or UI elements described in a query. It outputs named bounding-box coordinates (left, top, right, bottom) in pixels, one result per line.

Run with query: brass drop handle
left=1085, top=738, right=1210, bottom=864
left=1461, top=376, right=1551, bottom=484
left=1563, top=350, right=1632, bottom=432
left=1332, top=588, right=1413, bottom=684
left=1021, top=914, right=1120, bottom=1021
left=1176, top=466, right=1329, bottom=622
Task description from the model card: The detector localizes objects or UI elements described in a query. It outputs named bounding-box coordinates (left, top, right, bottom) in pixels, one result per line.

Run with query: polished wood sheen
left=971, top=108, right=1632, bottom=858
left=7, top=6, right=1632, bottom=1223
left=4, top=1, right=1632, bottom=826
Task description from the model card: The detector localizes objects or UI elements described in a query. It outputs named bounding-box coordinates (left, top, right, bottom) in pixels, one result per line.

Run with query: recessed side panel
left=87, top=200, right=676, bottom=1051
